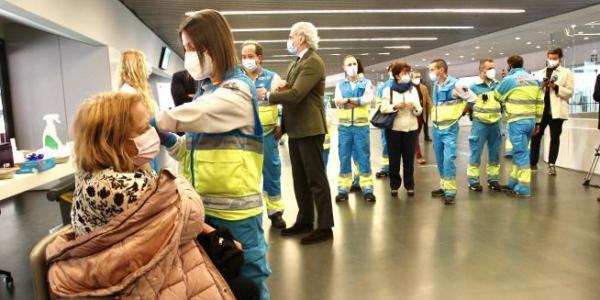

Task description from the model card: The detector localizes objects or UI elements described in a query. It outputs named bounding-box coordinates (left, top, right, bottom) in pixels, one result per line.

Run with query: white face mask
left=429, top=71, right=438, bottom=82
left=485, top=68, right=496, bottom=80
left=242, top=58, right=258, bottom=72
left=346, top=65, right=358, bottom=77
left=184, top=51, right=213, bottom=80
left=400, top=74, right=411, bottom=83
left=547, top=59, right=559, bottom=68
left=412, top=78, right=421, bottom=85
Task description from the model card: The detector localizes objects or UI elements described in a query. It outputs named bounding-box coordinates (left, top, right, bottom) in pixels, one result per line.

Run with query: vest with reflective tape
left=431, top=76, right=467, bottom=129
left=470, top=80, right=502, bottom=123
left=255, top=68, right=279, bottom=135
left=495, top=69, right=544, bottom=123
left=338, top=78, right=370, bottom=127
left=182, top=67, right=264, bottom=221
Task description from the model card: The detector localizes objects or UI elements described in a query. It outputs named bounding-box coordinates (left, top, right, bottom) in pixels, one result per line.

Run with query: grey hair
left=291, top=22, right=319, bottom=50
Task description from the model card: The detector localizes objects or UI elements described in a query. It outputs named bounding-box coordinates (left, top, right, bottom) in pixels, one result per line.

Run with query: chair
left=30, top=226, right=68, bottom=300
left=0, top=208, right=14, bottom=291
left=46, top=176, right=75, bottom=225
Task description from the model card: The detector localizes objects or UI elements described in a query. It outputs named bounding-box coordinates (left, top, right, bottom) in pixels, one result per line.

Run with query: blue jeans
left=206, top=215, right=271, bottom=300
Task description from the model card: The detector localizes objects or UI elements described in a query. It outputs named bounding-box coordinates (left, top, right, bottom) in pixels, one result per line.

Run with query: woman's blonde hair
left=72, top=92, right=145, bottom=173
left=118, top=49, right=156, bottom=112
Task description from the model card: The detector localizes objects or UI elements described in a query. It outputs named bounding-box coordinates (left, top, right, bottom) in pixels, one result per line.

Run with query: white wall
left=0, top=0, right=183, bottom=78
left=5, top=23, right=112, bottom=149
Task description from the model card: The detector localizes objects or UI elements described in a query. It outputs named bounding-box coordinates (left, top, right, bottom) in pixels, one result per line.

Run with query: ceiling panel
left=120, top=0, right=600, bottom=76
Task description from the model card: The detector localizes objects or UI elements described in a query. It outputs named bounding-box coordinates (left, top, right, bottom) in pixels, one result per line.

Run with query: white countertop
left=0, top=160, right=75, bottom=201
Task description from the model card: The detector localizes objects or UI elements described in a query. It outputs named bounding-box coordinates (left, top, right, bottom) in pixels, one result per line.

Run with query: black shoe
left=431, top=189, right=445, bottom=197
left=469, top=183, right=483, bottom=192
left=335, top=194, right=349, bottom=203
left=548, top=164, right=557, bottom=176
left=364, top=193, right=376, bottom=202
left=350, top=185, right=362, bottom=193
left=407, top=189, right=415, bottom=196
left=375, top=170, right=389, bottom=178
left=425, top=137, right=432, bottom=142
left=301, top=228, right=333, bottom=245
left=530, top=164, right=538, bottom=171
left=281, top=223, right=313, bottom=236
left=391, top=190, right=399, bottom=197
left=488, top=182, right=507, bottom=191
left=269, top=212, right=287, bottom=229
left=443, top=195, right=456, bottom=205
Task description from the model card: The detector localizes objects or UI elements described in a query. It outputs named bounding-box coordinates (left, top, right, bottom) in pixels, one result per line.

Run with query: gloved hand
left=157, top=130, right=178, bottom=148
left=150, top=118, right=177, bottom=147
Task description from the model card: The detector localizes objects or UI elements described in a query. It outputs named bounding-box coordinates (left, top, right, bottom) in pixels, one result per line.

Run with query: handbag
left=197, top=227, right=244, bottom=280
left=370, top=87, right=397, bottom=129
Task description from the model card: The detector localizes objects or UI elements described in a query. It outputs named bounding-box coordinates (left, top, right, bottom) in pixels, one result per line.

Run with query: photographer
left=530, top=48, right=574, bottom=176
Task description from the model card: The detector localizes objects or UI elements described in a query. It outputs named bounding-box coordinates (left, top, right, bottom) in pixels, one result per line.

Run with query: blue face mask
left=287, top=39, right=297, bottom=55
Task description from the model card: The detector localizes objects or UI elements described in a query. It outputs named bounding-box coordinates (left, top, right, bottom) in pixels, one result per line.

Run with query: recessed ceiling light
left=207, top=8, right=527, bottom=16
left=515, top=37, right=521, bottom=40
left=459, top=55, right=464, bottom=58
left=422, top=58, right=427, bottom=61
left=584, top=36, right=590, bottom=40
left=445, top=53, right=450, bottom=56
left=415, top=64, right=420, bottom=67
left=262, top=59, right=292, bottom=63
left=536, top=45, right=541, bottom=49
left=475, top=46, right=480, bottom=49
left=231, top=26, right=474, bottom=32
left=499, top=52, right=504, bottom=55
left=330, top=53, right=342, bottom=56
left=526, top=41, right=532, bottom=45
left=447, top=62, right=452, bottom=65
left=471, top=57, right=475, bottom=60
left=384, top=45, right=412, bottom=49
left=233, top=37, right=436, bottom=44
left=488, top=50, right=492, bottom=52
left=272, top=54, right=297, bottom=57
left=378, top=52, right=391, bottom=55
left=359, top=53, right=369, bottom=56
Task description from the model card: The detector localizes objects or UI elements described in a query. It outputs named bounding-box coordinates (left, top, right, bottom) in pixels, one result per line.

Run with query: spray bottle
left=42, top=114, right=63, bottom=150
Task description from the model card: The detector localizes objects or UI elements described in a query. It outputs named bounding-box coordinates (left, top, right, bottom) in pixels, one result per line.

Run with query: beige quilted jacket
left=46, top=170, right=234, bottom=299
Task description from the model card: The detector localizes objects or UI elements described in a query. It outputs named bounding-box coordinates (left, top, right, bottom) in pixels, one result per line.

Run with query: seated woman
left=45, top=92, right=235, bottom=299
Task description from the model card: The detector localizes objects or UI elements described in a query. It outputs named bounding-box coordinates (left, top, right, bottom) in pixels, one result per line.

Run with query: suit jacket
left=417, top=84, right=432, bottom=117
left=593, top=74, right=600, bottom=129
left=269, top=48, right=327, bottom=138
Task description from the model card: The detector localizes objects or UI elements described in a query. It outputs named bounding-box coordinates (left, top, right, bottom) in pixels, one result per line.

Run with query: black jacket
left=594, top=74, right=600, bottom=129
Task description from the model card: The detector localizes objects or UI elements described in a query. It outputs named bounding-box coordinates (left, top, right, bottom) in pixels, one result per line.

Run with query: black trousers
left=288, top=134, right=334, bottom=229
left=385, top=129, right=418, bottom=190
left=530, top=115, right=565, bottom=165
left=422, top=113, right=431, bottom=140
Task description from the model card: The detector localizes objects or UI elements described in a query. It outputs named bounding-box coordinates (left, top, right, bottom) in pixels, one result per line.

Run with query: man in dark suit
left=258, top=22, right=333, bottom=244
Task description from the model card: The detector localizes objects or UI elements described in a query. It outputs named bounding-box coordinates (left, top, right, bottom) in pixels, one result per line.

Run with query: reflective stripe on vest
left=255, top=68, right=279, bottom=135
left=473, top=95, right=502, bottom=123
left=338, top=78, right=370, bottom=127
left=184, top=66, right=264, bottom=220
left=432, top=77, right=466, bottom=130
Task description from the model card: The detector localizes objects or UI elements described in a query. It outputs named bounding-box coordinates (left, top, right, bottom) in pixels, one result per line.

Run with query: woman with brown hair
left=154, top=9, right=271, bottom=300
left=379, top=61, right=423, bottom=197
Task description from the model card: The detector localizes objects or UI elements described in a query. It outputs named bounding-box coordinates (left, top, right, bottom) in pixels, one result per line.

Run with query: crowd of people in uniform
left=42, top=9, right=577, bottom=300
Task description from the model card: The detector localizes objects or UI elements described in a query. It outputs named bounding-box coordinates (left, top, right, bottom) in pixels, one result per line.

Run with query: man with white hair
left=258, top=22, right=333, bottom=245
